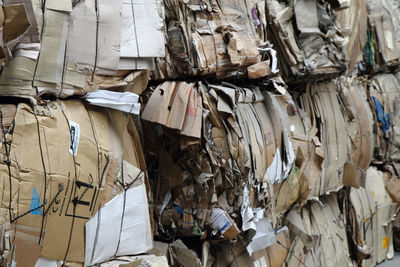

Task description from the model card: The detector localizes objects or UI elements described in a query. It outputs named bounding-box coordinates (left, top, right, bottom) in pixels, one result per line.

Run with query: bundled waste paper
left=0, top=0, right=399, bottom=266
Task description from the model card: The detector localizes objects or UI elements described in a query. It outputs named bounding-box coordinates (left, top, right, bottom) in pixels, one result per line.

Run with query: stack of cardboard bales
left=0, top=0, right=166, bottom=266
left=142, top=1, right=400, bottom=266
left=347, top=167, right=397, bottom=266
left=0, top=0, right=399, bottom=267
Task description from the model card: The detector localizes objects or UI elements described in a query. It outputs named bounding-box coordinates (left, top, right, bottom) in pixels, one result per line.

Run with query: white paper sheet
left=265, top=130, right=295, bottom=184
left=84, top=90, right=141, bottom=114
left=247, top=217, right=276, bottom=255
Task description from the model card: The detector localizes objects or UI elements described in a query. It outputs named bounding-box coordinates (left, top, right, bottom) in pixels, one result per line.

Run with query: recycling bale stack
left=0, top=0, right=400, bottom=267
left=0, top=0, right=165, bottom=266
left=143, top=0, right=400, bottom=266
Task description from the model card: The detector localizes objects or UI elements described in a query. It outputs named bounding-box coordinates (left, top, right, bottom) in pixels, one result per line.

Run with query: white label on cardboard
left=385, top=31, right=393, bottom=50
left=254, top=256, right=267, bottom=267
left=216, top=214, right=232, bottom=234
left=69, top=121, right=80, bottom=156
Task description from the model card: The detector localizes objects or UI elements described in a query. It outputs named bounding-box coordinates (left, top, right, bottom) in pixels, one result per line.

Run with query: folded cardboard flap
left=247, top=61, right=271, bottom=79
left=142, top=81, right=202, bottom=138
left=3, top=4, right=30, bottom=52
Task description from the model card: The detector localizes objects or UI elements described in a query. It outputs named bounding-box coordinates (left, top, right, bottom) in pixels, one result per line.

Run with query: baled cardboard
left=365, top=0, right=400, bottom=67
left=338, top=77, right=373, bottom=170
left=0, top=100, right=146, bottom=263
left=336, top=0, right=367, bottom=71
left=67, top=0, right=122, bottom=75
left=153, top=0, right=264, bottom=79
left=285, top=194, right=352, bottom=266
left=349, top=167, right=397, bottom=266
left=0, top=0, right=163, bottom=99
left=304, top=81, right=349, bottom=194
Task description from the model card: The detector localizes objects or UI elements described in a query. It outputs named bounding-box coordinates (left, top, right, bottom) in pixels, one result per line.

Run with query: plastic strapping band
left=92, top=0, right=100, bottom=82
left=33, top=112, right=48, bottom=244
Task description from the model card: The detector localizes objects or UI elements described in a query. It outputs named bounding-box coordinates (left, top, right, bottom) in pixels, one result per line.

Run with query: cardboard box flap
left=34, top=9, right=69, bottom=85
left=142, top=81, right=198, bottom=134
left=120, top=0, right=164, bottom=58
left=3, top=4, right=30, bottom=46
left=294, top=0, right=320, bottom=35
left=67, top=0, right=122, bottom=74
left=141, top=81, right=177, bottom=125
left=46, top=0, right=72, bottom=12
left=179, top=88, right=202, bottom=138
